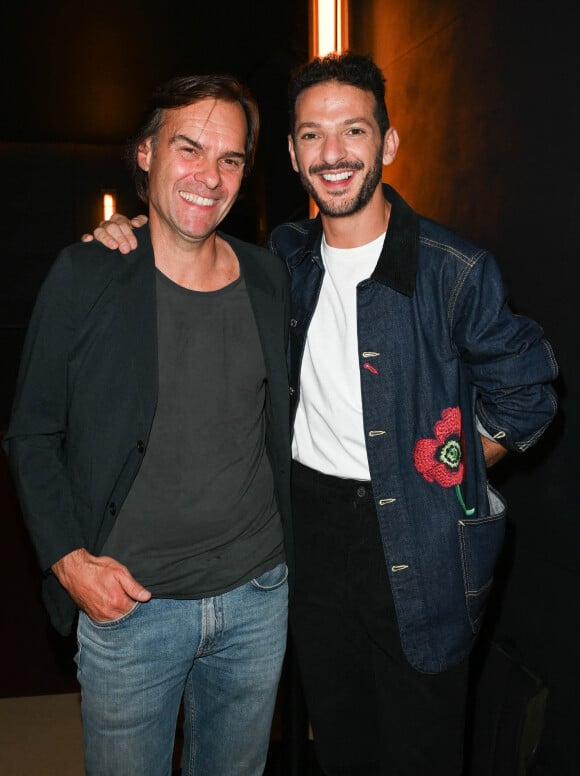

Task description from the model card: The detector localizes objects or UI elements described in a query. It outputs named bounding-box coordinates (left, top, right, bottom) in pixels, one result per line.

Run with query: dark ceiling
left=2, top=0, right=308, bottom=144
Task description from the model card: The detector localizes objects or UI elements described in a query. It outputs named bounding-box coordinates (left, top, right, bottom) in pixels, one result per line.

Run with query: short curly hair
left=288, top=52, right=390, bottom=139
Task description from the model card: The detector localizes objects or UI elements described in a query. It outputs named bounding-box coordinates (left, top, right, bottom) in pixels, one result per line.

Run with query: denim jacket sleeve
left=450, top=248, right=558, bottom=452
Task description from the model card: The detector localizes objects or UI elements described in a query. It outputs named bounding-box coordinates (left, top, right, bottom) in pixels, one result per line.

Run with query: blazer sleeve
left=3, top=248, right=86, bottom=571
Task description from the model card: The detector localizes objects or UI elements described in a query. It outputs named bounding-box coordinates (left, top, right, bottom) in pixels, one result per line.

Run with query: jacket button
left=290, top=319, right=298, bottom=327
left=289, top=387, right=295, bottom=396
left=137, top=440, right=145, bottom=453
left=109, top=502, right=117, bottom=516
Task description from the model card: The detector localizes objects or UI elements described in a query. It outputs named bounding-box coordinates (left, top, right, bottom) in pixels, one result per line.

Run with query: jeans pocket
left=84, top=600, right=143, bottom=629
left=250, top=562, right=288, bottom=591
left=458, top=484, right=506, bottom=631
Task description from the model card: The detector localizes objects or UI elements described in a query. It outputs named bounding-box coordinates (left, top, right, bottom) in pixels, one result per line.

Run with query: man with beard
left=85, top=54, right=557, bottom=776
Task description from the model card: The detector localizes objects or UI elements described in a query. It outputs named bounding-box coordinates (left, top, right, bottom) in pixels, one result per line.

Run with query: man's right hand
left=52, top=548, right=151, bottom=622
left=81, top=213, right=147, bottom=254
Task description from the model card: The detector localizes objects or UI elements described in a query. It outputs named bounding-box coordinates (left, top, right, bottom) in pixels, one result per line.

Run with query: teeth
left=180, top=191, right=215, bottom=206
left=322, top=171, right=353, bottom=182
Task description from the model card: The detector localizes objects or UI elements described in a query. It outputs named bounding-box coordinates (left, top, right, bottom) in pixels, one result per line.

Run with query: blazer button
left=109, top=502, right=117, bottom=516
left=137, top=440, right=145, bottom=453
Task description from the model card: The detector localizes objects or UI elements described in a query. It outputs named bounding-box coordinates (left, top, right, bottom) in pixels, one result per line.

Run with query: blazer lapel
left=235, top=242, right=286, bottom=387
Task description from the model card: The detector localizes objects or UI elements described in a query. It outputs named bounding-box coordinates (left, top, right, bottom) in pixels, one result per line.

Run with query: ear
left=382, top=127, right=400, bottom=167
left=137, top=138, right=153, bottom=173
left=288, top=134, right=300, bottom=173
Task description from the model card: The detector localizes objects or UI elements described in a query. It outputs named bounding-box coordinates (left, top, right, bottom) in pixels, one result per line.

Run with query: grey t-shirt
left=102, top=268, right=284, bottom=597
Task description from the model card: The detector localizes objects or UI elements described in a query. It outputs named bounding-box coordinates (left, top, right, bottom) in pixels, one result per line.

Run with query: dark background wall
left=1, top=1, right=578, bottom=773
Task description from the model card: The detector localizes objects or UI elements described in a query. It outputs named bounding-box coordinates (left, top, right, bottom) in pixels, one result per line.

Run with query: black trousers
left=290, top=461, right=469, bottom=776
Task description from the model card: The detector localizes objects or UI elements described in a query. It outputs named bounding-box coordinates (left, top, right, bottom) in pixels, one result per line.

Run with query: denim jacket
left=268, top=184, right=558, bottom=672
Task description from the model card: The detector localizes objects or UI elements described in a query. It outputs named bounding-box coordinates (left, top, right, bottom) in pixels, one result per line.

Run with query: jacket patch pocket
left=458, top=485, right=506, bottom=632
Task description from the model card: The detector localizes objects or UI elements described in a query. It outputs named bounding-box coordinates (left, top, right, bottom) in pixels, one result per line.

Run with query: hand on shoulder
left=81, top=213, right=147, bottom=254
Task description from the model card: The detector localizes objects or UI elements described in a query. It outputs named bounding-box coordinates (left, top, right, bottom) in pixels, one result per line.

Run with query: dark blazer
left=4, top=225, right=293, bottom=635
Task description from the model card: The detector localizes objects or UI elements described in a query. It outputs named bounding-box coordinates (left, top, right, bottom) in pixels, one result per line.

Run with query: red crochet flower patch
left=413, top=407, right=474, bottom=515
left=413, top=407, right=464, bottom=487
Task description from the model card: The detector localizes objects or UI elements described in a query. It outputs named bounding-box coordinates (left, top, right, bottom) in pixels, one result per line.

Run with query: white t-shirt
left=292, top=231, right=386, bottom=480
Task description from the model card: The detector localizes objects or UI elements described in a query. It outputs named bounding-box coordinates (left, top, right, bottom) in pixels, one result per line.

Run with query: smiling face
left=288, top=81, right=398, bottom=218
left=137, top=98, right=247, bottom=248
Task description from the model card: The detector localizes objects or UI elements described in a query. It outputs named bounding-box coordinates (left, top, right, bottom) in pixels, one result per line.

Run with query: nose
left=320, top=132, right=347, bottom=165
left=194, top=157, right=221, bottom=190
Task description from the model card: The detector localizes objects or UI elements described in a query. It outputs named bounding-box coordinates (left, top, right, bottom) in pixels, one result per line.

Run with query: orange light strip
left=310, top=0, right=349, bottom=58
left=102, top=192, right=116, bottom=222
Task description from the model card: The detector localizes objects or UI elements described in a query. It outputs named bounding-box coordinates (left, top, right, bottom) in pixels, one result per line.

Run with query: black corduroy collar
left=296, top=183, right=419, bottom=297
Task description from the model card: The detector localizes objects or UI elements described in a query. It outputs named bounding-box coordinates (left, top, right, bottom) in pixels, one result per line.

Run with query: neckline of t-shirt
left=155, top=267, right=244, bottom=296
left=321, top=230, right=386, bottom=260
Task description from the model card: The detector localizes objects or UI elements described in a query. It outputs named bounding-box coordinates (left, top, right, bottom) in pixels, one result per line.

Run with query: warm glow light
left=102, top=192, right=116, bottom=221
left=318, top=0, right=337, bottom=55
left=310, top=0, right=349, bottom=58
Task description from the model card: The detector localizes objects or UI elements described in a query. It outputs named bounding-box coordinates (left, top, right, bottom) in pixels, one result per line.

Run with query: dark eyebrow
left=294, top=122, right=319, bottom=133
left=171, top=133, right=204, bottom=150
left=295, top=116, right=374, bottom=133
left=171, top=133, right=246, bottom=162
left=343, top=117, right=374, bottom=127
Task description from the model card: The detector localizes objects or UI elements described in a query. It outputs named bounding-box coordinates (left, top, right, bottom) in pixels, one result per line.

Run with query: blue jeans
left=76, top=562, right=288, bottom=776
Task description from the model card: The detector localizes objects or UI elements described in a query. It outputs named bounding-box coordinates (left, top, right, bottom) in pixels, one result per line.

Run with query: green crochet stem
left=455, top=485, right=475, bottom=516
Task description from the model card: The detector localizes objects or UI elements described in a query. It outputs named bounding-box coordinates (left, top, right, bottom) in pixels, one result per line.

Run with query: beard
left=298, top=149, right=384, bottom=217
